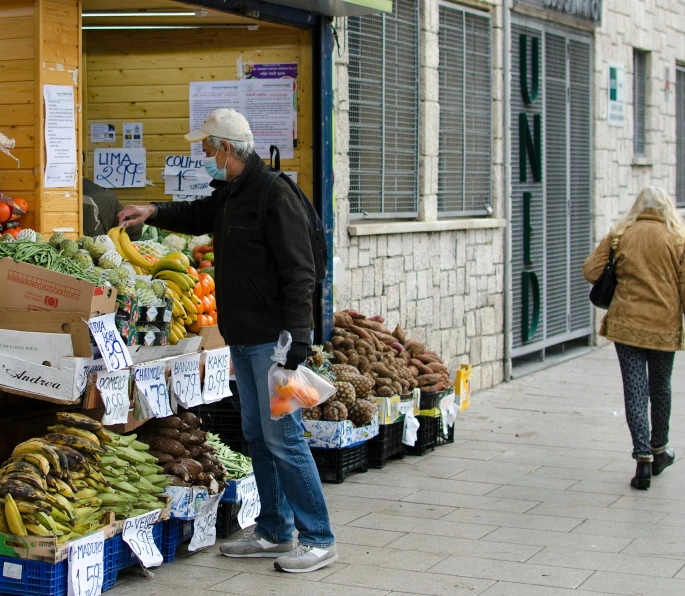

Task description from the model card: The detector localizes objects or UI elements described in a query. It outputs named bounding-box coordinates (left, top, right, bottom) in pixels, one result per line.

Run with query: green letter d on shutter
left=521, top=271, right=540, bottom=343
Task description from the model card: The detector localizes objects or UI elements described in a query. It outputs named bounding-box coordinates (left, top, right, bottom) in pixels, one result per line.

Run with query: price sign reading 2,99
left=88, top=313, right=133, bottom=373
left=171, top=353, right=202, bottom=408
left=202, top=347, right=232, bottom=404
left=134, top=363, right=173, bottom=419
left=68, top=531, right=104, bottom=596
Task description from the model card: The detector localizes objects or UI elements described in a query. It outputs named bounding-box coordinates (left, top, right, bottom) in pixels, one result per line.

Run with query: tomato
left=12, top=198, right=27, bottom=213
left=199, top=259, right=212, bottom=269
left=7, top=227, right=21, bottom=239
left=198, top=245, right=212, bottom=254
left=193, top=252, right=203, bottom=264
left=204, top=252, right=214, bottom=263
left=0, top=203, right=10, bottom=224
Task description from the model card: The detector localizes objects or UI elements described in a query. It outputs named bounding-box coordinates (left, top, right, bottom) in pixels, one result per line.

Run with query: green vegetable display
left=205, top=432, right=253, bottom=480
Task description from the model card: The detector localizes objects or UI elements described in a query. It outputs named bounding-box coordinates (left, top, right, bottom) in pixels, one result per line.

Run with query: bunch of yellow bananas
left=152, top=258, right=201, bottom=345
left=0, top=413, right=115, bottom=543
left=107, top=226, right=153, bottom=274
left=95, top=430, right=170, bottom=519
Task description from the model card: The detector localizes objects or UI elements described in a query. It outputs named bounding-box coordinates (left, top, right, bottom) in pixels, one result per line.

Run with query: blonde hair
left=612, top=186, right=685, bottom=243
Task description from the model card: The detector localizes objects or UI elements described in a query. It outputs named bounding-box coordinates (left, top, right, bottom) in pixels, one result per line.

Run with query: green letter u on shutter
left=520, top=35, right=539, bottom=105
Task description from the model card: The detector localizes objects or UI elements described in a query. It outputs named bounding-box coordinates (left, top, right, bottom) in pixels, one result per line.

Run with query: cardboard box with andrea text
left=0, top=258, right=117, bottom=317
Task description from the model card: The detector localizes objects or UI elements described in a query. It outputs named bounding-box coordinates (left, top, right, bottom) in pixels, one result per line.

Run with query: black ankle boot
left=630, top=461, right=652, bottom=490
left=652, top=448, right=675, bottom=476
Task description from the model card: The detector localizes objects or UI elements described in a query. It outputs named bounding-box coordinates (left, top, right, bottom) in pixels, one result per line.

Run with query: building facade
left=332, top=0, right=685, bottom=389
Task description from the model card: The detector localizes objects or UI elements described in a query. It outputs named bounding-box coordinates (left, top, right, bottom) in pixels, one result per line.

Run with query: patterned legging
left=615, top=343, right=675, bottom=461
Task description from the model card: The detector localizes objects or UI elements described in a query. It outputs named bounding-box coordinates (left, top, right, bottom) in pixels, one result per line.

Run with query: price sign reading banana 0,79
left=172, top=353, right=202, bottom=408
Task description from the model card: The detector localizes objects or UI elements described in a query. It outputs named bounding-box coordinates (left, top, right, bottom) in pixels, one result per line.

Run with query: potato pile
left=138, top=412, right=229, bottom=494
left=325, top=310, right=450, bottom=395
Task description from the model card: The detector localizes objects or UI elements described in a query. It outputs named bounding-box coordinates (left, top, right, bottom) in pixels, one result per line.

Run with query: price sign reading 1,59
left=68, top=531, right=104, bottom=596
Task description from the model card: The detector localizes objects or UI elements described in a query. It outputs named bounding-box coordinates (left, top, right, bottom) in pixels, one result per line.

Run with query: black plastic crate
left=310, top=443, right=369, bottom=483
left=419, top=389, right=448, bottom=411
left=195, top=390, right=245, bottom=446
left=405, top=416, right=440, bottom=456
left=436, top=420, right=455, bottom=446
left=368, top=420, right=405, bottom=468
left=216, top=501, right=242, bottom=539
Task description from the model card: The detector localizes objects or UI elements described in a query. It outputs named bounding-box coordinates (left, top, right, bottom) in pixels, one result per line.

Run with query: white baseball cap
left=185, top=108, right=254, bottom=143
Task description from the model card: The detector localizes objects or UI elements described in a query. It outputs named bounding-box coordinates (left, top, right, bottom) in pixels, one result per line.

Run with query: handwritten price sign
left=134, top=363, right=173, bottom=419
left=97, top=369, right=130, bottom=425
left=188, top=491, right=223, bottom=552
left=94, top=148, right=146, bottom=188
left=88, top=313, right=132, bottom=373
left=122, top=510, right=163, bottom=568
left=68, top=531, right=104, bottom=596
left=172, top=353, right=202, bottom=408
left=202, top=347, right=232, bottom=404
left=237, top=476, right=261, bottom=529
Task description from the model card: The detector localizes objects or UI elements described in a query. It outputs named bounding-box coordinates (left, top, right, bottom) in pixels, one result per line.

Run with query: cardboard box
left=0, top=258, right=116, bottom=316
left=301, top=418, right=379, bottom=449
left=199, top=325, right=225, bottom=350
left=455, top=364, right=472, bottom=412
left=376, top=396, right=401, bottom=425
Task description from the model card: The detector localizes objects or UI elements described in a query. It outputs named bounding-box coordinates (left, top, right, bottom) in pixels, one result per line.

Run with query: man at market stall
left=117, top=108, right=337, bottom=574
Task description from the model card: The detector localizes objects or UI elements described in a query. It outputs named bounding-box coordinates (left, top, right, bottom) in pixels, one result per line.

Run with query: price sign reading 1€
left=202, top=347, right=232, bottom=404
left=122, top=510, right=163, bottom=568
left=237, top=475, right=261, bottom=529
left=88, top=313, right=132, bottom=372
left=171, top=353, right=202, bottom=408
left=97, top=369, right=130, bottom=425
left=134, top=363, right=173, bottom=418
left=68, top=531, right=104, bottom=596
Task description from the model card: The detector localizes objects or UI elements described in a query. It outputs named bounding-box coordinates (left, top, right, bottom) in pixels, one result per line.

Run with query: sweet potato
left=334, top=311, right=354, bottom=328
left=377, top=386, right=394, bottom=397
left=410, top=359, right=433, bottom=375
left=354, top=319, right=385, bottom=332
left=368, top=315, right=385, bottom=323
left=151, top=427, right=181, bottom=441
left=177, top=458, right=204, bottom=478
left=350, top=324, right=372, bottom=339
left=416, top=373, right=443, bottom=386
left=148, top=417, right=182, bottom=430
left=416, top=353, right=440, bottom=364
left=178, top=411, right=201, bottom=429
left=392, top=325, right=407, bottom=344
left=375, top=377, right=393, bottom=387
left=421, top=381, right=450, bottom=392
left=148, top=450, right=173, bottom=465
left=341, top=338, right=355, bottom=350
left=332, top=350, right=348, bottom=364
left=143, top=437, right=186, bottom=458
left=187, top=445, right=204, bottom=458
left=408, top=342, right=426, bottom=357
left=343, top=309, right=366, bottom=319
left=332, top=327, right=346, bottom=337
left=331, top=336, right=345, bottom=349
left=391, top=342, right=406, bottom=353
left=164, top=463, right=190, bottom=482
left=427, top=362, right=448, bottom=374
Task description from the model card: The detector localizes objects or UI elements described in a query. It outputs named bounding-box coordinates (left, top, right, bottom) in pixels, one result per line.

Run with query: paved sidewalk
left=111, top=346, right=685, bottom=595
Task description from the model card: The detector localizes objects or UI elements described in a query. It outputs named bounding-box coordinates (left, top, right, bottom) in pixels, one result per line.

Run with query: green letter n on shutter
left=519, top=113, right=542, bottom=183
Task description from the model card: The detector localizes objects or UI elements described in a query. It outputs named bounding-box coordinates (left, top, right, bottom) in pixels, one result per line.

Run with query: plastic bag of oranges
left=268, top=331, right=335, bottom=420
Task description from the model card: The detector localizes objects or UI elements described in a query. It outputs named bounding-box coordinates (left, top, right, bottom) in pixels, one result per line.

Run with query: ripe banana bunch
left=1, top=413, right=116, bottom=543
left=108, top=226, right=153, bottom=273
left=152, top=259, right=201, bottom=344
left=96, top=430, right=171, bottom=519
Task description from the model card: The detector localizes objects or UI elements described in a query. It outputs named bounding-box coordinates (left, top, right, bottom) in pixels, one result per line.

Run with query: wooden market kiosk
left=0, top=0, right=389, bottom=454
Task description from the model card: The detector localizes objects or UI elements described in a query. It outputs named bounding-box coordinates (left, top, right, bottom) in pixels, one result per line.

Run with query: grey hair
left=205, top=135, right=254, bottom=162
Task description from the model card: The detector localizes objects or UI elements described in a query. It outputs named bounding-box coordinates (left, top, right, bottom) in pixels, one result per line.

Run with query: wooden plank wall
left=84, top=25, right=313, bottom=206
left=0, top=1, right=36, bottom=231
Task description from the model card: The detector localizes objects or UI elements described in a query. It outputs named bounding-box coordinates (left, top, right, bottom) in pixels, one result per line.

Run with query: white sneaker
left=273, top=543, right=338, bottom=573
left=220, top=531, right=294, bottom=558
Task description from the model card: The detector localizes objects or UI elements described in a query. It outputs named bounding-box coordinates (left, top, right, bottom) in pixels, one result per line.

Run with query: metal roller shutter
left=677, top=66, right=685, bottom=206
left=633, top=50, right=647, bottom=157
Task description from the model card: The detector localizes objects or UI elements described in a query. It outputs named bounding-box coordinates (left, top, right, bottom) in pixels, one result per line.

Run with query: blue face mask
left=203, top=151, right=228, bottom=181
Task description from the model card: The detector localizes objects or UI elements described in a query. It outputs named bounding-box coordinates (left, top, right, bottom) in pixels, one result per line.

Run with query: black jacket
left=83, top=178, right=142, bottom=240
left=150, top=153, right=314, bottom=347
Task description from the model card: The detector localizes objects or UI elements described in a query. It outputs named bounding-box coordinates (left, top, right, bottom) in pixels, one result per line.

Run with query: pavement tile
left=323, top=483, right=419, bottom=501
left=336, top=543, right=449, bottom=572
left=452, top=468, right=579, bottom=491
left=486, top=485, right=621, bottom=507
left=343, top=471, right=501, bottom=496
left=481, top=526, right=633, bottom=553
left=578, top=571, right=685, bottom=595
left=527, top=502, right=668, bottom=524
left=208, top=571, right=391, bottom=595
left=121, top=562, right=240, bottom=588
left=527, top=546, right=685, bottom=577
left=400, top=490, right=539, bottom=513
left=572, top=519, right=685, bottom=541
left=428, top=555, right=594, bottom=589
left=610, top=495, right=685, bottom=514
left=441, top=508, right=583, bottom=532
left=568, top=479, right=685, bottom=500
left=321, top=564, right=495, bottom=595
left=325, top=494, right=456, bottom=520
left=621, top=538, right=685, bottom=559
left=347, top=512, right=497, bottom=540
left=479, top=581, right=623, bottom=595
left=331, top=524, right=408, bottom=547
left=388, top=532, right=543, bottom=562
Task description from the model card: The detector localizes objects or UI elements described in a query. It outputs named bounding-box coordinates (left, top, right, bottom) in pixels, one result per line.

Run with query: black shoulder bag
left=589, top=240, right=617, bottom=310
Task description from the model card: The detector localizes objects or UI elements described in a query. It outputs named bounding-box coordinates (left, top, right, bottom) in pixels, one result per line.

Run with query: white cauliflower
left=162, top=234, right=186, bottom=252
left=188, top=235, right=212, bottom=253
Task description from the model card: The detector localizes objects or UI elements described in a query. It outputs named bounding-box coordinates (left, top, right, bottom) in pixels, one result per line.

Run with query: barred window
left=438, top=5, right=491, bottom=215
left=633, top=49, right=647, bottom=157
left=348, top=0, right=420, bottom=217
left=677, top=66, right=685, bottom=206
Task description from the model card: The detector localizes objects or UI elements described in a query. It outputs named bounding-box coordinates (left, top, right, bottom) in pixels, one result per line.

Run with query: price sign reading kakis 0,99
left=171, top=353, right=202, bottom=408
left=134, top=362, right=173, bottom=418
left=68, top=531, right=104, bottom=596
left=97, top=369, right=130, bottom=425
left=202, top=347, right=232, bottom=404
left=88, top=313, right=132, bottom=372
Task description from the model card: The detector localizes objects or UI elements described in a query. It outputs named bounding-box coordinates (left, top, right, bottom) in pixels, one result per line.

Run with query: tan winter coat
left=583, top=212, right=685, bottom=352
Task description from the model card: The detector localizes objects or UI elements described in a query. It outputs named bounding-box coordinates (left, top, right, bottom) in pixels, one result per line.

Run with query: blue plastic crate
left=0, top=556, right=68, bottom=596
left=161, top=519, right=193, bottom=563
left=105, top=522, right=164, bottom=572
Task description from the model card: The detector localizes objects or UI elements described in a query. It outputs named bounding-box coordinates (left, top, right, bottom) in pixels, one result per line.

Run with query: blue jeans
left=231, top=342, right=335, bottom=548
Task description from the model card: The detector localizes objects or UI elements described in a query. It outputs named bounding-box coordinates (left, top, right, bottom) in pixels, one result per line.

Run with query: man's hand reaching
left=118, top=204, right=156, bottom=229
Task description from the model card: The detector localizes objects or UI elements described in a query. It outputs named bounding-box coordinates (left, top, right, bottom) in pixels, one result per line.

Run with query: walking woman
left=584, top=187, right=685, bottom=490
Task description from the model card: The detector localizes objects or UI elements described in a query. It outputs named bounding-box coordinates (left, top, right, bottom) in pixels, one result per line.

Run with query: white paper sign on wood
left=188, top=491, right=223, bottom=552
left=97, top=369, right=130, bottom=425
left=202, top=347, right=232, bottom=404
left=68, top=531, right=104, bottom=596
left=134, top=362, right=172, bottom=418
left=122, top=510, right=163, bottom=568
left=237, top=475, right=261, bottom=529
left=94, top=148, right=146, bottom=188
left=171, top=353, right=202, bottom=408
left=88, top=313, right=132, bottom=372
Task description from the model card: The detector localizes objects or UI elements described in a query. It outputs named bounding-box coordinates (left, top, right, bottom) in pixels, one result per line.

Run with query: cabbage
left=162, top=234, right=187, bottom=252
